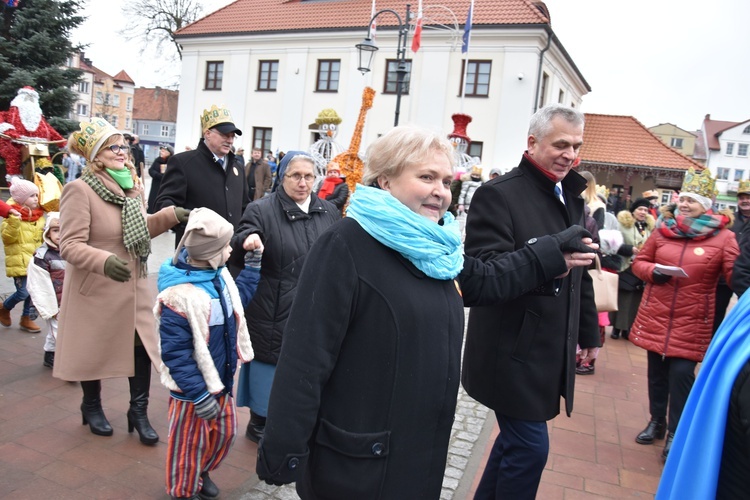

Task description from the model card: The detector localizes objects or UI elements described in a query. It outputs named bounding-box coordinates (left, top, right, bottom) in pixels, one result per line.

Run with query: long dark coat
left=155, top=139, right=249, bottom=271
left=461, top=154, right=600, bottom=421
left=233, top=188, right=339, bottom=364
left=257, top=217, right=570, bottom=499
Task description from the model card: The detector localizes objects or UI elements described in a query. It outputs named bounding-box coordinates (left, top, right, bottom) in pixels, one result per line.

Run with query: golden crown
left=595, top=184, right=609, bottom=199
left=738, top=179, right=750, bottom=195
left=681, top=167, right=717, bottom=199
left=71, top=118, right=118, bottom=161
left=201, top=105, right=234, bottom=133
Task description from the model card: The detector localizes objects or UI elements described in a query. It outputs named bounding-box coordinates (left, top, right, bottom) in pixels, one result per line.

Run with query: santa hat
left=9, top=178, right=38, bottom=205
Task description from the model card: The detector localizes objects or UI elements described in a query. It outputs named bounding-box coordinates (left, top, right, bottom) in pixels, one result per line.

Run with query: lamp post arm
left=364, top=9, right=404, bottom=39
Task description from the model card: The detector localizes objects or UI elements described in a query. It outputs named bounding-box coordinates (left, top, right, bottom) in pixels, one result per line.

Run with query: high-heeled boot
left=245, top=412, right=266, bottom=443
left=661, top=432, right=675, bottom=462
left=635, top=416, right=667, bottom=444
left=127, top=345, right=159, bottom=445
left=81, top=380, right=113, bottom=436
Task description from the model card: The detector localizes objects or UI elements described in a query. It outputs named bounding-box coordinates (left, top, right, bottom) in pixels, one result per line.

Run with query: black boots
left=200, top=472, right=220, bottom=499
left=610, top=328, right=621, bottom=339
left=127, top=345, right=159, bottom=445
left=245, top=412, right=266, bottom=443
left=81, top=380, right=113, bottom=436
left=635, top=417, right=667, bottom=444
left=661, top=432, right=675, bottom=462
left=43, top=351, right=54, bottom=368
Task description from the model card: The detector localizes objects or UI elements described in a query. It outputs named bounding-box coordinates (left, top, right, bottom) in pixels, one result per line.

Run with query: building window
left=384, top=59, right=412, bottom=95
left=717, top=167, right=730, bottom=180
left=735, top=170, right=745, bottom=181
left=467, top=141, right=483, bottom=160
left=113, top=95, right=120, bottom=107
left=110, top=116, right=118, bottom=127
left=670, top=137, right=683, bottom=148
left=125, top=117, right=131, bottom=129
left=142, top=124, right=149, bottom=135
left=460, top=60, right=491, bottom=97
left=78, top=81, right=89, bottom=94
left=161, top=125, right=170, bottom=137
left=558, top=89, right=565, bottom=104
left=316, top=60, right=340, bottom=92
left=95, top=91, right=103, bottom=104
left=744, top=125, right=750, bottom=134
left=739, top=144, right=749, bottom=157
left=539, top=72, right=549, bottom=108
left=727, top=142, right=735, bottom=155
left=258, top=60, right=279, bottom=91
left=205, top=61, right=224, bottom=90
left=76, top=104, right=88, bottom=116
left=126, top=97, right=132, bottom=111
left=253, top=127, right=273, bottom=155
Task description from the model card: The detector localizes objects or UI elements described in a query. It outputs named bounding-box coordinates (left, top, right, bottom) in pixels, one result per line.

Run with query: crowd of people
left=3, top=101, right=750, bottom=499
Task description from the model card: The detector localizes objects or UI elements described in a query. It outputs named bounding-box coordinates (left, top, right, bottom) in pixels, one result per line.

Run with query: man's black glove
left=552, top=225, right=594, bottom=254
left=652, top=270, right=672, bottom=285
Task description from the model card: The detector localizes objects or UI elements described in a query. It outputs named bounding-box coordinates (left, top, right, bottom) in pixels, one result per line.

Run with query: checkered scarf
left=82, top=171, right=151, bottom=277
left=657, top=209, right=729, bottom=241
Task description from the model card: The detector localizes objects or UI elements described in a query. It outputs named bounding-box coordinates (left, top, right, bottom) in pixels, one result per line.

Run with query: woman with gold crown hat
left=629, top=167, right=739, bottom=462
left=53, top=118, right=190, bottom=444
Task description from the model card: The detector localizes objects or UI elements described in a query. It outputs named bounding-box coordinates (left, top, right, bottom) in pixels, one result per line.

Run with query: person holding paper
left=629, top=167, right=739, bottom=462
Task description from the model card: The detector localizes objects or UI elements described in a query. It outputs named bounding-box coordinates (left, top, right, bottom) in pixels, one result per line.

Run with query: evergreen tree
left=0, top=0, right=84, bottom=136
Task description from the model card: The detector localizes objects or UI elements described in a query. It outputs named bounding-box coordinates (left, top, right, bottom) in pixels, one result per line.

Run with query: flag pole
left=460, top=0, right=474, bottom=113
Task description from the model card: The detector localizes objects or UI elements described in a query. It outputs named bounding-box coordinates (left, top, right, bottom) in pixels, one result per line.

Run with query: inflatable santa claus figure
left=0, top=86, right=65, bottom=183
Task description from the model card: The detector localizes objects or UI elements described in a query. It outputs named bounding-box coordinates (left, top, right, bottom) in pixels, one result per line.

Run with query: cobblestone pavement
left=238, top=384, right=490, bottom=500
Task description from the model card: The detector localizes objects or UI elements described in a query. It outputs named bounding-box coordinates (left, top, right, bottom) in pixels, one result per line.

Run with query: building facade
left=648, top=123, right=697, bottom=158
left=701, top=114, right=750, bottom=210
left=132, top=87, right=179, bottom=164
left=173, top=0, right=590, bottom=171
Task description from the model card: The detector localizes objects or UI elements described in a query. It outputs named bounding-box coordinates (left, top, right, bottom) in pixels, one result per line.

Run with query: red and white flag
left=411, top=0, right=423, bottom=53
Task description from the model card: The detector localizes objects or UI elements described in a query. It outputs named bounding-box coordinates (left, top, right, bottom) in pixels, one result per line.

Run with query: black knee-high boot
left=81, top=380, right=113, bottom=436
left=127, top=345, right=159, bottom=445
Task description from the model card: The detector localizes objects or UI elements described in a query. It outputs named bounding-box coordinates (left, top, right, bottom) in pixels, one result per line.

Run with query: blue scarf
left=657, top=291, right=750, bottom=498
left=345, top=184, right=463, bottom=280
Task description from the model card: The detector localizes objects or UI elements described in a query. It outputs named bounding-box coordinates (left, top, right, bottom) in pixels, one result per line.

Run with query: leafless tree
left=120, top=0, right=204, bottom=60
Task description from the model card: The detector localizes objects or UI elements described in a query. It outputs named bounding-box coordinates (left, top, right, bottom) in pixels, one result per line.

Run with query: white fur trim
left=153, top=269, right=253, bottom=394
left=0, top=123, right=15, bottom=134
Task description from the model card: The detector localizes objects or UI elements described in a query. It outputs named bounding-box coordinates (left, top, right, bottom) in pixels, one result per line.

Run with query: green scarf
left=82, top=171, right=151, bottom=277
left=106, top=167, right=134, bottom=190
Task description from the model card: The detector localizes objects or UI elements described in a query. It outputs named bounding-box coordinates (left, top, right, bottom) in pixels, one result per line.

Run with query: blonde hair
left=363, top=125, right=455, bottom=186
left=578, top=170, right=597, bottom=204
left=80, top=133, right=138, bottom=182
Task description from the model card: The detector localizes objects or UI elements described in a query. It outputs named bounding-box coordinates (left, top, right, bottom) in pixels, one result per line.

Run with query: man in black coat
left=155, top=105, right=249, bottom=275
left=462, top=104, right=600, bottom=499
left=716, top=183, right=750, bottom=329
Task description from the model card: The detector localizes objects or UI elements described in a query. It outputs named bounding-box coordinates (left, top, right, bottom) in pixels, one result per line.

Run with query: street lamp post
left=356, top=4, right=411, bottom=127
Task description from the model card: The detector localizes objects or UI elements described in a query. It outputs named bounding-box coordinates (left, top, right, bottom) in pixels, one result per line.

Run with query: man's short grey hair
left=528, top=104, right=585, bottom=139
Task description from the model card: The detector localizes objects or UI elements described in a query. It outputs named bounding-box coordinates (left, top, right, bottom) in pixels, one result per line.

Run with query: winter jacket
left=54, top=170, right=178, bottom=381
left=147, top=156, right=167, bottom=214
left=1, top=209, right=45, bottom=277
left=615, top=209, right=655, bottom=271
left=461, top=154, right=599, bottom=421
left=317, top=176, right=350, bottom=215
left=156, top=251, right=259, bottom=403
left=257, top=217, right=570, bottom=498
left=630, top=214, right=738, bottom=362
left=27, top=243, right=65, bottom=319
left=245, top=159, right=273, bottom=201
left=458, top=175, right=482, bottom=208
left=233, top=187, right=340, bottom=364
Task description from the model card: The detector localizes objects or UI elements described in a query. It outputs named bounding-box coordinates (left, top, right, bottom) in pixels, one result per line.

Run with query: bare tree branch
left=119, top=0, right=204, bottom=60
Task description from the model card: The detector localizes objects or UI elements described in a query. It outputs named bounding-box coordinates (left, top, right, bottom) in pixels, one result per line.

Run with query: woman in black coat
left=146, top=145, right=172, bottom=214
left=255, top=126, right=596, bottom=498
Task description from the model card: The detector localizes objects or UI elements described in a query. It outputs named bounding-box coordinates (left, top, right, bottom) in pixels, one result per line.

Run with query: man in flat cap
left=156, top=105, right=249, bottom=275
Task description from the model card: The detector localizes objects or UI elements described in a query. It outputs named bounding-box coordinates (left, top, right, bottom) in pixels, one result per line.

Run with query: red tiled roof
left=580, top=114, right=704, bottom=171
left=133, top=87, right=179, bottom=122
left=703, top=115, right=750, bottom=151
left=112, top=70, right=135, bottom=84
left=177, top=0, right=549, bottom=37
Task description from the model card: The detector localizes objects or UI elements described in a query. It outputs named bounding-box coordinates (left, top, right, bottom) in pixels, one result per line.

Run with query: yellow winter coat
left=1, top=210, right=45, bottom=277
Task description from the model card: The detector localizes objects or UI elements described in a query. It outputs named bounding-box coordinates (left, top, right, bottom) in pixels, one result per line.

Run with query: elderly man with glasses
left=233, top=150, right=340, bottom=444
left=155, top=105, right=249, bottom=276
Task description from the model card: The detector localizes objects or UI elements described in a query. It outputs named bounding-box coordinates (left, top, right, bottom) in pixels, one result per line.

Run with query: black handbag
left=618, top=267, right=644, bottom=292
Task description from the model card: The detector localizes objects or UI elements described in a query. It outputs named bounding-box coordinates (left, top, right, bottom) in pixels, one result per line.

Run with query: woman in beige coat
left=54, top=118, right=189, bottom=444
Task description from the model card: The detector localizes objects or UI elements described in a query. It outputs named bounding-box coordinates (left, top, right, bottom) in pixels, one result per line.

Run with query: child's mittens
left=244, top=249, right=263, bottom=269
left=194, top=396, right=220, bottom=420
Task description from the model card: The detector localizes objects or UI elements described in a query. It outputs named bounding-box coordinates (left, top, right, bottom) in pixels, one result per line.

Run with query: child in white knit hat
left=26, top=212, right=65, bottom=368
left=0, top=179, right=45, bottom=332
left=155, top=207, right=262, bottom=500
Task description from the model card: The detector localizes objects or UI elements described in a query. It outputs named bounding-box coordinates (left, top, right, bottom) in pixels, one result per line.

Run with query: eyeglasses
left=285, top=173, right=316, bottom=183
left=108, top=144, right=130, bottom=154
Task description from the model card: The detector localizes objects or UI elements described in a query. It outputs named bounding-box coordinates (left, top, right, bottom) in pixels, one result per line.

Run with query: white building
left=174, top=0, right=589, bottom=171
left=701, top=114, right=750, bottom=211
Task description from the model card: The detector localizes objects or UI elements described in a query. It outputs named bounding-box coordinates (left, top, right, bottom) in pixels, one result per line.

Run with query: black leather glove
left=194, top=397, right=220, bottom=420
left=174, top=207, right=191, bottom=224
left=652, top=270, right=672, bottom=285
left=552, top=225, right=594, bottom=253
left=103, top=255, right=131, bottom=282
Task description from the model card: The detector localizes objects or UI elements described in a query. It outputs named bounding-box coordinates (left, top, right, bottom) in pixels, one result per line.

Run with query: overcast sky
left=74, top=0, right=749, bottom=132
